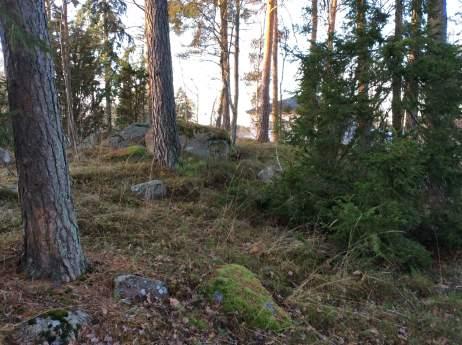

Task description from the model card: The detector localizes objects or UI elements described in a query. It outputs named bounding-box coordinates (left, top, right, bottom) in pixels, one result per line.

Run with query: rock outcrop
left=109, top=123, right=150, bottom=148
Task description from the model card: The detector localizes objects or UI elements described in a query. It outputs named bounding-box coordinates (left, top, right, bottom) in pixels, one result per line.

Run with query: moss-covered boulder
left=8, top=309, right=90, bottom=345
left=206, top=264, right=291, bottom=332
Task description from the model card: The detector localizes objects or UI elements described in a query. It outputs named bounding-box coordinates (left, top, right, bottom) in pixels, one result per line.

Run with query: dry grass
left=0, top=141, right=461, bottom=344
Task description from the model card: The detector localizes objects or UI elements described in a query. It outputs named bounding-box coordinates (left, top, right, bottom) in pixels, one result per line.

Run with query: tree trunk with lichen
left=0, top=0, right=86, bottom=282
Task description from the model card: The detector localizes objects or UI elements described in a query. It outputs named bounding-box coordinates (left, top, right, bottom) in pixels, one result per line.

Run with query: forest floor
left=0, top=141, right=461, bottom=345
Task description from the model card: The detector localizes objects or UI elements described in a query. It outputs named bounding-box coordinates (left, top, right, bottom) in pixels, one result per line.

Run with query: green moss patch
left=105, top=145, right=148, bottom=161
left=178, top=119, right=230, bottom=143
left=206, top=264, right=291, bottom=332
left=43, top=309, right=69, bottom=321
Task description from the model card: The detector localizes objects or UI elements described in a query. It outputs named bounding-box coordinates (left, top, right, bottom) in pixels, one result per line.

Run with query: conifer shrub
left=265, top=30, right=462, bottom=268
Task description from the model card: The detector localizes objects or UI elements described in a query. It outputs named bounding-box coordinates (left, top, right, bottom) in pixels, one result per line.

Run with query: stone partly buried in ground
left=206, top=264, right=291, bottom=332
left=257, top=165, right=282, bottom=183
left=114, top=274, right=169, bottom=304
left=7, top=309, right=90, bottom=345
left=130, top=180, right=167, bottom=201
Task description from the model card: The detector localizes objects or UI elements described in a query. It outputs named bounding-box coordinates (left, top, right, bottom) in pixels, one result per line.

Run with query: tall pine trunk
left=355, top=0, right=370, bottom=143
left=392, top=0, right=404, bottom=133
left=145, top=0, right=180, bottom=169
left=404, top=0, right=422, bottom=130
left=327, top=0, right=337, bottom=50
left=0, top=0, right=86, bottom=282
left=60, top=0, right=79, bottom=153
left=256, top=0, right=275, bottom=143
left=231, top=0, right=241, bottom=145
left=271, top=0, right=279, bottom=142
left=219, top=0, right=231, bottom=130
left=311, top=0, right=318, bottom=49
left=428, top=0, right=447, bottom=43
left=103, top=0, right=112, bottom=132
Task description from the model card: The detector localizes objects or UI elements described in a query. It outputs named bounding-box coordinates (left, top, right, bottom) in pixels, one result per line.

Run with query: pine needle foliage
left=266, top=2, right=462, bottom=269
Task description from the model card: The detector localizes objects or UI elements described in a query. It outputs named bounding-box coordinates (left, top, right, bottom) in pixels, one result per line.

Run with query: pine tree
left=0, top=0, right=86, bottom=282
left=145, top=0, right=180, bottom=168
left=271, top=0, right=279, bottom=142
left=116, top=49, right=147, bottom=128
left=80, top=0, right=130, bottom=132
left=256, top=0, right=275, bottom=143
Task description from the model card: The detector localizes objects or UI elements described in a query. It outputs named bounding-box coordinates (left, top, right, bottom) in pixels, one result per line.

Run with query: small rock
left=8, top=309, right=90, bottom=345
left=0, top=147, right=13, bottom=166
left=113, top=274, right=168, bottom=304
left=257, top=165, right=282, bottom=183
left=131, top=180, right=167, bottom=201
left=213, top=291, right=224, bottom=304
left=169, top=298, right=181, bottom=308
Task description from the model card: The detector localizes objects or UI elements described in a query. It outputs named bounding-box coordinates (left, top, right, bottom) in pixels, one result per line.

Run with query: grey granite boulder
left=257, top=165, right=282, bottom=183
left=114, top=274, right=168, bottom=303
left=130, top=180, right=167, bottom=201
left=145, top=124, right=230, bottom=160
left=109, top=123, right=149, bottom=148
left=8, top=309, right=90, bottom=345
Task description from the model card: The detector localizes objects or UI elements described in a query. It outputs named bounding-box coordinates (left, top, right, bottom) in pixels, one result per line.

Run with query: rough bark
left=231, top=0, right=241, bottom=145
left=271, top=0, right=279, bottom=142
left=392, top=0, right=404, bottom=133
left=218, top=0, right=231, bottom=131
left=0, top=0, right=86, bottom=282
left=404, top=0, right=422, bottom=130
left=327, top=0, right=337, bottom=50
left=60, top=0, right=79, bottom=153
left=428, top=0, right=447, bottom=43
left=256, top=0, right=275, bottom=143
left=311, top=0, right=318, bottom=49
left=145, top=0, right=180, bottom=169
